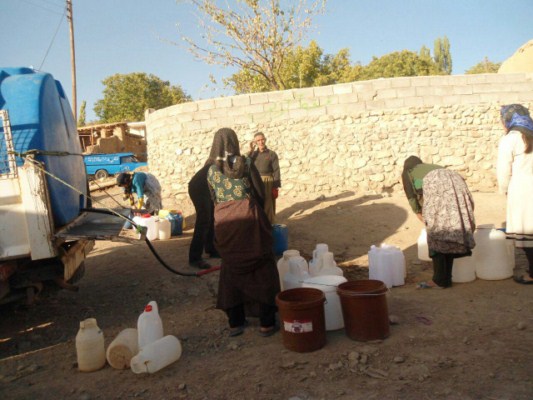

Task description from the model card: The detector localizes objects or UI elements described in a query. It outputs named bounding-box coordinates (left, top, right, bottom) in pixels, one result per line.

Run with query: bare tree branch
left=176, top=0, right=327, bottom=91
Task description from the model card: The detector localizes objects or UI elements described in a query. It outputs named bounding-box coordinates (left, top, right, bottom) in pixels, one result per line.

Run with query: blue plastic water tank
left=0, top=67, right=87, bottom=227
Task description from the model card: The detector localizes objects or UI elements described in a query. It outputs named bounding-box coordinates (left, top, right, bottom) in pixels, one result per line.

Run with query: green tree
left=78, top=100, right=86, bottom=127
left=434, top=36, right=452, bottom=74
left=94, top=73, right=191, bottom=123
left=226, top=40, right=360, bottom=93
left=178, top=0, right=327, bottom=91
left=465, top=57, right=501, bottom=74
left=280, top=41, right=324, bottom=89
left=363, top=50, right=436, bottom=79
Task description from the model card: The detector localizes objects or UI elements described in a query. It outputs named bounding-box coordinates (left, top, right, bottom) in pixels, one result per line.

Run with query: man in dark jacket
left=248, top=132, right=281, bottom=224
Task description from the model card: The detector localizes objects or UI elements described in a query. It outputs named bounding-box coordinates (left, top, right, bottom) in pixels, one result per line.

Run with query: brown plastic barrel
left=337, top=280, right=389, bottom=341
left=275, top=287, right=326, bottom=352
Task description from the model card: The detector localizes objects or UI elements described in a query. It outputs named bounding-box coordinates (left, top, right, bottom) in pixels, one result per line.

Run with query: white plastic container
left=106, top=328, right=139, bottom=369
left=157, top=218, right=171, bottom=240
left=474, top=227, right=513, bottom=280
left=76, top=318, right=106, bottom=372
left=368, top=244, right=406, bottom=288
left=309, top=243, right=329, bottom=276
left=417, top=229, right=432, bottom=262
left=277, top=249, right=301, bottom=290
left=303, top=275, right=347, bottom=331
left=283, top=256, right=310, bottom=290
left=137, top=301, right=164, bottom=349
left=130, top=335, right=182, bottom=374
left=314, top=252, right=343, bottom=277
left=136, top=215, right=158, bottom=241
left=452, top=256, right=476, bottom=283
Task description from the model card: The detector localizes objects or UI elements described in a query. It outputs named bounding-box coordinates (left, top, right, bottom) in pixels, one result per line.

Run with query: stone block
left=357, top=89, right=378, bottom=101
left=214, top=97, right=233, bottom=108
left=183, top=120, right=203, bottom=131
left=232, top=95, right=251, bottom=107
left=177, top=102, right=199, bottom=113
left=267, top=90, right=295, bottom=102
left=429, top=76, right=452, bottom=86
left=313, top=85, right=334, bottom=97
left=332, top=84, right=353, bottom=95
left=395, top=87, right=417, bottom=98
left=200, top=119, right=218, bottom=130
left=319, top=96, right=339, bottom=106
left=410, top=76, right=431, bottom=87
left=403, top=97, right=425, bottom=107
left=294, top=88, right=316, bottom=99
left=390, top=77, right=412, bottom=88
left=422, top=96, right=444, bottom=106
left=250, top=93, right=269, bottom=105
left=192, top=111, right=211, bottom=121
left=197, top=99, right=216, bottom=111
left=372, top=79, right=392, bottom=90
left=337, top=93, right=360, bottom=104
left=376, top=88, right=397, bottom=100
left=383, top=98, right=405, bottom=109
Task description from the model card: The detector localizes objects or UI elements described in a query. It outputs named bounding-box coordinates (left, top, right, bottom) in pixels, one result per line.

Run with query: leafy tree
left=226, top=40, right=360, bottom=93
left=94, top=73, right=191, bottom=123
left=178, top=0, right=327, bottom=91
left=465, top=57, right=501, bottom=74
left=78, top=100, right=86, bottom=127
left=434, top=36, right=452, bottom=74
left=363, top=50, right=437, bottom=79
left=314, top=48, right=363, bottom=86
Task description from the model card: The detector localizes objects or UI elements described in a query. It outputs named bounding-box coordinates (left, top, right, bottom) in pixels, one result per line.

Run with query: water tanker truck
left=0, top=67, right=126, bottom=305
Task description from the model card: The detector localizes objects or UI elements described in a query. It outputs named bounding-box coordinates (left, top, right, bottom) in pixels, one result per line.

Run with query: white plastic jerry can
left=76, top=318, right=106, bottom=372
left=130, top=335, right=182, bottom=374
left=137, top=301, right=164, bottom=349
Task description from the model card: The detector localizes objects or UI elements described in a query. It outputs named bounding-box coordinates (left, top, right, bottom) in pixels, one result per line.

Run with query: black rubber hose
left=81, top=208, right=220, bottom=277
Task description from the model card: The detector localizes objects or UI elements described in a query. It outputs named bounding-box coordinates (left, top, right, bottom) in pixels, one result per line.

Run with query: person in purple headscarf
left=498, top=104, right=533, bottom=284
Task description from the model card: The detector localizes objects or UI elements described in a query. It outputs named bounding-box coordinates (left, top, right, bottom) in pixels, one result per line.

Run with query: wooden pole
left=66, top=0, right=77, bottom=122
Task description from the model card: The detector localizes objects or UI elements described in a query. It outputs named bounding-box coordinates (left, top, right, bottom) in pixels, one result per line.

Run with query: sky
left=1, top=0, right=532, bottom=122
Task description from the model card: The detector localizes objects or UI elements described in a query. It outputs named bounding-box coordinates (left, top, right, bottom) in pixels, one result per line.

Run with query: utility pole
left=66, top=0, right=77, bottom=122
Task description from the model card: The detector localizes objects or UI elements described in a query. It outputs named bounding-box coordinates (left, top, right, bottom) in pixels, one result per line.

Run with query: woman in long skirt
left=206, top=128, right=280, bottom=336
left=498, top=104, right=533, bottom=284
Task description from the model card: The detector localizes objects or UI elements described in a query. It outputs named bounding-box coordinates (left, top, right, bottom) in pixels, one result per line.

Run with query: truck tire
left=94, top=169, right=109, bottom=181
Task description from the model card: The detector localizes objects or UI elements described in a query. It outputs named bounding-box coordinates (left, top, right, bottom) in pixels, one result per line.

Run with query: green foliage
left=78, top=100, right=86, bottom=127
left=465, top=57, right=501, bottom=74
left=94, top=73, right=191, bottom=123
left=226, top=41, right=361, bottom=93
left=223, top=36, right=450, bottom=94
left=434, top=36, right=452, bottom=74
left=363, top=50, right=437, bottom=79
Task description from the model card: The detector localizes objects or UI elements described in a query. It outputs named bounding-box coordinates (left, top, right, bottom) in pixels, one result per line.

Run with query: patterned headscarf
left=500, top=104, right=533, bottom=137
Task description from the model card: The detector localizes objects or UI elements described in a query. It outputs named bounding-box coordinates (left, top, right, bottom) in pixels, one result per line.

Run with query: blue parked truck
left=84, top=152, right=147, bottom=181
left=0, top=67, right=127, bottom=304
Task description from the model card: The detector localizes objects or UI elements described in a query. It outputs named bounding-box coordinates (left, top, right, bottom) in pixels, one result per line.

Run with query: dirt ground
left=1, top=187, right=532, bottom=400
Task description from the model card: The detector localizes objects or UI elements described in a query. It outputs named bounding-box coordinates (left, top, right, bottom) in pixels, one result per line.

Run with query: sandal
left=229, top=326, right=245, bottom=337
left=258, top=325, right=279, bottom=337
left=228, top=320, right=249, bottom=337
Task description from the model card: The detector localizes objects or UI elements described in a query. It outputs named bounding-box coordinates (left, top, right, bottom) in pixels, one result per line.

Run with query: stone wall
left=145, top=73, right=533, bottom=212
